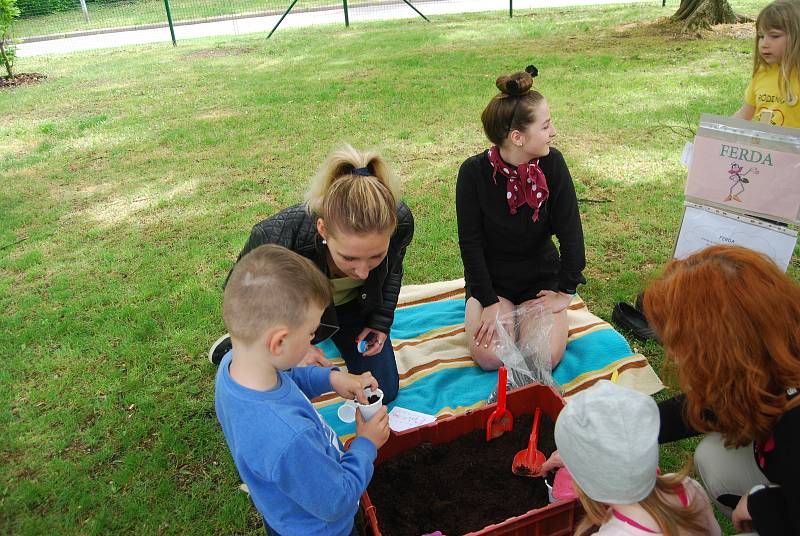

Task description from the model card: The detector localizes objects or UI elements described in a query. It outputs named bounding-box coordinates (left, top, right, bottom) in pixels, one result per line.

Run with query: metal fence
left=14, top=0, right=654, bottom=43
left=13, top=0, right=439, bottom=41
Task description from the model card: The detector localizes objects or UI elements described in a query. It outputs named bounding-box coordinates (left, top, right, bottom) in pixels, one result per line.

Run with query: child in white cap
left=554, top=381, right=721, bottom=535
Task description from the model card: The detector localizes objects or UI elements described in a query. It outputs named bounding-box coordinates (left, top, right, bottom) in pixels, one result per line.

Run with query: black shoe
left=612, top=302, right=659, bottom=342
left=634, top=291, right=645, bottom=312
left=208, top=334, right=232, bottom=365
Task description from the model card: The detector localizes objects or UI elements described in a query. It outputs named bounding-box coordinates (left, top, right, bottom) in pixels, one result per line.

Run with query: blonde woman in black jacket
left=210, top=144, right=414, bottom=403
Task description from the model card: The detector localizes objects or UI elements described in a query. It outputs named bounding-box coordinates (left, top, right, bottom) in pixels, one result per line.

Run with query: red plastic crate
left=361, top=383, right=580, bottom=536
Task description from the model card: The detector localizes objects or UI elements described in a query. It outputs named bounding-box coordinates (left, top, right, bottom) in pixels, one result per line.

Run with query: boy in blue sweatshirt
left=215, top=244, right=390, bottom=536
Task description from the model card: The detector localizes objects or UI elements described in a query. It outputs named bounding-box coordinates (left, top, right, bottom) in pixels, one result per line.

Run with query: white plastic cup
left=337, top=388, right=384, bottom=423
left=545, top=478, right=555, bottom=503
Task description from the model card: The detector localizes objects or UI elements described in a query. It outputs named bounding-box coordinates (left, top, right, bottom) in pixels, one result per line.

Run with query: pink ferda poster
left=685, top=114, right=800, bottom=224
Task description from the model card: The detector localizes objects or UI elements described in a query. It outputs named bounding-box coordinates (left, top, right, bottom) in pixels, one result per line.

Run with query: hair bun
left=525, top=64, right=538, bottom=78
left=495, top=69, right=534, bottom=97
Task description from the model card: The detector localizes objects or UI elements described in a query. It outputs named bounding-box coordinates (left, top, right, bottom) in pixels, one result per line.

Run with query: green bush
left=16, top=0, right=135, bottom=19
left=0, top=0, right=19, bottom=78
left=17, top=0, right=213, bottom=19
left=17, top=0, right=77, bottom=18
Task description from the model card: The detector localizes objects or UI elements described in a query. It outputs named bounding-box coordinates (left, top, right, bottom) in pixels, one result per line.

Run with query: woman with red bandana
left=456, top=66, right=586, bottom=371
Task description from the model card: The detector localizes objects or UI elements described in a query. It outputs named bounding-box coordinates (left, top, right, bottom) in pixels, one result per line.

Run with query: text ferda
left=720, top=144, right=773, bottom=167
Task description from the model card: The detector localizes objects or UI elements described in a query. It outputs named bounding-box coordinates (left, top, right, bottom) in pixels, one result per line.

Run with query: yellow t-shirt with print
left=745, top=63, right=800, bottom=128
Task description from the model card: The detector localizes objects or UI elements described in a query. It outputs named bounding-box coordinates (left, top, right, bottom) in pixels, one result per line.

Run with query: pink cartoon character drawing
left=723, top=162, right=758, bottom=202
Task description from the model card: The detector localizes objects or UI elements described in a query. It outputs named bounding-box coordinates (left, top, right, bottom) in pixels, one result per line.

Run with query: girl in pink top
left=553, top=381, right=721, bottom=536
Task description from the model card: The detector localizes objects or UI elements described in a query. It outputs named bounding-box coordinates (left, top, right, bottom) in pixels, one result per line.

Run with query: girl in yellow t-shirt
left=734, top=0, right=800, bottom=128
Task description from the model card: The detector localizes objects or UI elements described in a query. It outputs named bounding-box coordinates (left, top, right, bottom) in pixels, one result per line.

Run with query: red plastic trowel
left=512, top=406, right=546, bottom=477
left=485, top=367, right=513, bottom=441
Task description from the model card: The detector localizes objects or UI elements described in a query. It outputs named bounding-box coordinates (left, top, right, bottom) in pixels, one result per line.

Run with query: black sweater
left=225, top=203, right=414, bottom=342
left=455, top=148, right=586, bottom=306
left=659, top=394, right=800, bottom=535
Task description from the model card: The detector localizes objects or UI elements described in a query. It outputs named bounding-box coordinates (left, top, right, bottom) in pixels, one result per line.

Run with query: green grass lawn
left=2, top=1, right=795, bottom=534
left=17, top=0, right=397, bottom=39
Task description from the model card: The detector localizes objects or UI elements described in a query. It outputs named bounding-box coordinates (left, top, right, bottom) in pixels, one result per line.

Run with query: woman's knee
left=381, top=378, right=399, bottom=404
left=548, top=311, right=568, bottom=369
left=694, top=433, right=767, bottom=516
left=370, top=360, right=399, bottom=403
left=550, top=342, right=566, bottom=369
left=373, top=347, right=400, bottom=403
left=693, top=434, right=732, bottom=515
left=470, top=344, right=503, bottom=371
left=694, top=433, right=724, bottom=483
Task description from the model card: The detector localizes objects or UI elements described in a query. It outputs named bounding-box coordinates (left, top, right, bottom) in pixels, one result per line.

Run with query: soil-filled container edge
left=361, top=383, right=579, bottom=536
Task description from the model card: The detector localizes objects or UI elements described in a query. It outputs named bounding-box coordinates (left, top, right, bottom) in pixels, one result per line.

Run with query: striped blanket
left=313, top=279, right=664, bottom=440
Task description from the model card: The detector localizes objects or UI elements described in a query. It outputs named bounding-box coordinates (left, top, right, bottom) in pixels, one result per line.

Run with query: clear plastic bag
left=487, top=303, right=558, bottom=403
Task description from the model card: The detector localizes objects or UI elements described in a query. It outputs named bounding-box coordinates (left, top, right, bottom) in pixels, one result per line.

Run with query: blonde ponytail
left=305, top=144, right=401, bottom=236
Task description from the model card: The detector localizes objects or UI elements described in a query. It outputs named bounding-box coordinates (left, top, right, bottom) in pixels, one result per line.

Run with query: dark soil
left=367, top=395, right=380, bottom=404
left=366, top=413, right=556, bottom=536
left=0, top=73, right=47, bottom=89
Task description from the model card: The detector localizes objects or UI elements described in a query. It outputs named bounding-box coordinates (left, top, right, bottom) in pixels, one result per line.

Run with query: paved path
left=18, top=0, right=649, bottom=57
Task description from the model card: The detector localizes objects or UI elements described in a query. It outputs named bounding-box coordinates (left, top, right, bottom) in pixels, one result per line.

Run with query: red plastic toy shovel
left=486, top=367, right=513, bottom=441
left=512, top=407, right=546, bottom=477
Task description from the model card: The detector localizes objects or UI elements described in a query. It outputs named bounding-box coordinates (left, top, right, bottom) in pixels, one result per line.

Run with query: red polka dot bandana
left=486, top=146, right=549, bottom=222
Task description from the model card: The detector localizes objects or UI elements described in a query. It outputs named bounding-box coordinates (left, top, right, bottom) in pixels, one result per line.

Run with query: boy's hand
left=298, top=346, right=332, bottom=368
left=356, top=406, right=390, bottom=449
left=330, top=371, right=379, bottom=404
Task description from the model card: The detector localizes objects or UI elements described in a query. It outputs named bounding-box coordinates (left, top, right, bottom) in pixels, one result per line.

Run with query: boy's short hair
left=223, top=245, right=332, bottom=344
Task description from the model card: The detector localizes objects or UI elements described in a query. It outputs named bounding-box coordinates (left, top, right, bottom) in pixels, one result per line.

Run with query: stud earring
left=322, top=239, right=327, bottom=245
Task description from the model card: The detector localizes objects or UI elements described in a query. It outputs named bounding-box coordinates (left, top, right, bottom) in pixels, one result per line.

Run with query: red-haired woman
left=644, top=245, right=800, bottom=536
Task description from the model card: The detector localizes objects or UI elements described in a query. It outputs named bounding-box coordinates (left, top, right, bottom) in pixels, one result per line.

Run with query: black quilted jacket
left=225, top=202, right=414, bottom=343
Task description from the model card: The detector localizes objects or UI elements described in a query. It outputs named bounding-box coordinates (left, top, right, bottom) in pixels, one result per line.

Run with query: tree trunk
left=0, top=40, right=12, bottom=79
left=672, top=0, right=741, bottom=30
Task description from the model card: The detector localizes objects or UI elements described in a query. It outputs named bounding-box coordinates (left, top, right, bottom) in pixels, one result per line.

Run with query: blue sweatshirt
left=215, top=353, right=377, bottom=536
